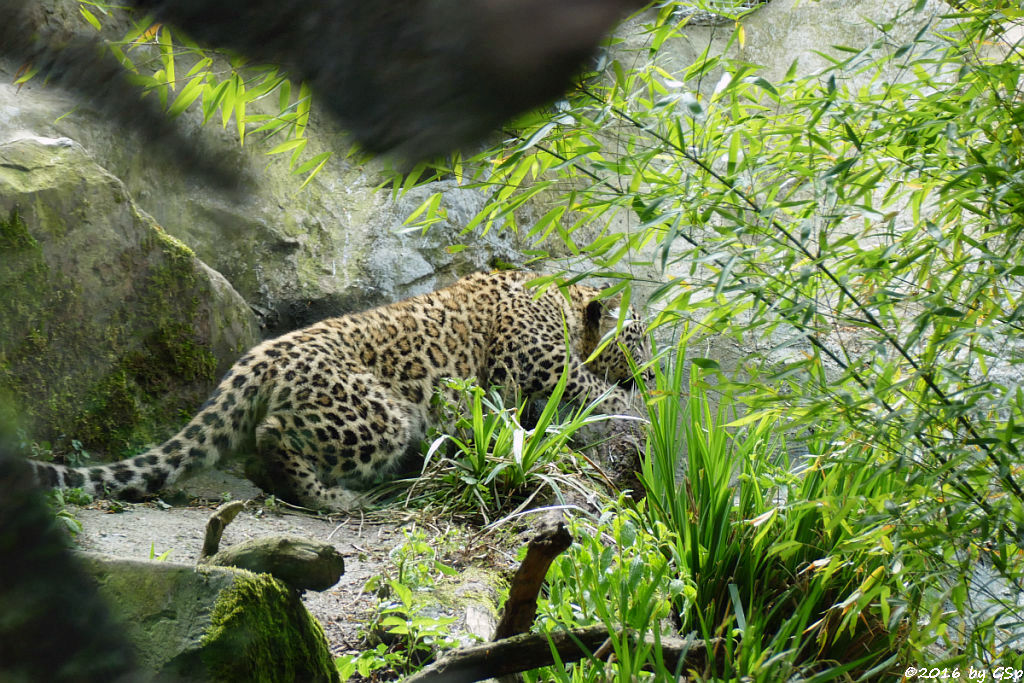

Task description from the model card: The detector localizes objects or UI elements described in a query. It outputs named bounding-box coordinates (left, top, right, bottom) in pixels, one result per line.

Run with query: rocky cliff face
left=0, top=135, right=260, bottom=454
left=0, top=0, right=520, bottom=457
left=0, top=62, right=520, bottom=338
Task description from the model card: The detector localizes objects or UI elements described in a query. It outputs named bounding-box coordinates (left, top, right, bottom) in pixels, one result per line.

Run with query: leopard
left=28, top=270, right=650, bottom=511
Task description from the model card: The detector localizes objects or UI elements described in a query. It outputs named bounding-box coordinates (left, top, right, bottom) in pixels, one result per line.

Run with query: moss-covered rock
left=199, top=569, right=339, bottom=682
left=0, top=136, right=260, bottom=459
left=78, top=552, right=340, bottom=682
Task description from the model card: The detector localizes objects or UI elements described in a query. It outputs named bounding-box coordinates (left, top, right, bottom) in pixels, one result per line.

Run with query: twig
left=199, top=500, right=245, bottom=560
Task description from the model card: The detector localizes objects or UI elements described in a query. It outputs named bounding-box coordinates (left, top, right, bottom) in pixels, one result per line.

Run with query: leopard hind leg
left=251, top=374, right=421, bottom=512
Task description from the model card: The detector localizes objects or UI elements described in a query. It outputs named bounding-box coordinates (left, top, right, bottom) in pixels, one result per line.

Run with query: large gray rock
left=0, top=135, right=260, bottom=455
left=78, top=552, right=339, bottom=682
left=0, top=0, right=522, bottom=335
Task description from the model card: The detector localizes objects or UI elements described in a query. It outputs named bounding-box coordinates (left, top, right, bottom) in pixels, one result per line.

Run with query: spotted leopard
left=29, top=271, right=650, bottom=511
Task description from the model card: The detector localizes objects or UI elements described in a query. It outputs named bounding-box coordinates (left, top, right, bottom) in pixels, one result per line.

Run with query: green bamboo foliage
left=398, top=0, right=1024, bottom=667
left=60, top=2, right=334, bottom=185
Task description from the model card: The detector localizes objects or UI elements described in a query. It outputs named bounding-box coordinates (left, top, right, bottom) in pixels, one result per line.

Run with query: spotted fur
left=29, top=271, right=649, bottom=511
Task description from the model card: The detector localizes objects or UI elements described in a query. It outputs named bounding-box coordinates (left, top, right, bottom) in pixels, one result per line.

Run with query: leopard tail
left=27, top=361, right=269, bottom=499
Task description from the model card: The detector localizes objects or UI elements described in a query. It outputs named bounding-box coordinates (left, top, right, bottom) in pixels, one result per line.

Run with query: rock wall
left=0, top=136, right=259, bottom=454
left=0, top=0, right=521, bottom=335
left=0, top=0, right=521, bottom=457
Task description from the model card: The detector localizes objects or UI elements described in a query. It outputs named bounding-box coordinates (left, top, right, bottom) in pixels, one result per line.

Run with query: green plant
left=518, top=344, right=911, bottom=680
left=334, top=643, right=392, bottom=681
left=533, top=504, right=694, bottom=682
left=61, top=486, right=95, bottom=507
left=394, top=0, right=1024, bottom=664
left=28, top=2, right=333, bottom=186
left=15, top=426, right=55, bottom=462
left=336, top=527, right=461, bottom=680
left=44, top=488, right=91, bottom=538
left=406, top=375, right=623, bottom=523
left=16, top=427, right=92, bottom=468
left=639, top=342, right=909, bottom=678
left=65, top=439, right=91, bottom=468
left=148, top=542, right=173, bottom=561
left=374, top=579, right=458, bottom=673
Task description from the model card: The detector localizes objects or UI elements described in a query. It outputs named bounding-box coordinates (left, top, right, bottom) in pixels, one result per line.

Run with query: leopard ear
left=588, top=287, right=623, bottom=323
left=583, top=291, right=622, bottom=342
left=581, top=299, right=604, bottom=354
left=598, top=284, right=624, bottom=307
left=585, top=299, right=604, bottom=331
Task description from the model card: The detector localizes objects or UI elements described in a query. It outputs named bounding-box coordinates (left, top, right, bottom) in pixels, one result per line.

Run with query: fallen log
left=199, top=500, right=345, bottom=592
left=404, top=624, right=715, bottom=683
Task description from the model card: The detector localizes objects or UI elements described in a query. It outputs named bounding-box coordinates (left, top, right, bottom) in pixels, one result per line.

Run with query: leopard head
left=581, top=291, right=653, bottom=389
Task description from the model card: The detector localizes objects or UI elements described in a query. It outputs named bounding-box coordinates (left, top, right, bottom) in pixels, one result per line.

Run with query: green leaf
left=79, top=7, right=102, bottom=31
left=166, top=76, right=205, bottom=118
left=294, top=82, right=313, bottom=138
left=265, top=138, right=306, bottom=156
left=202, top=79, right=230, bottom=124
left=220, top=76, right=237, bottom=128
left=294, top=151, right=332, bottom=176
left=297, top=153, right=332, bottom=188
left=13, top=64, right=40, bottom=85
left=157, top=27, right=175, bottom=92
left=742, top=76, right=779, bottom=99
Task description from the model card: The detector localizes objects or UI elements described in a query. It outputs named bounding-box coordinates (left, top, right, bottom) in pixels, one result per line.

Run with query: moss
left=415, top=566, right=506, bottom=626
left=199, top=572, right=339, bottom=683
left=131, top=227, right=218, bottom=390
left=0, top=207, right=220, bottom=459
left=0, top=206, right=37, bottom=250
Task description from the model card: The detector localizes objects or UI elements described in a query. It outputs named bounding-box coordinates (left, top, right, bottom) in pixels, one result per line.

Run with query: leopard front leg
left=562, top=360, right=635, bottom=416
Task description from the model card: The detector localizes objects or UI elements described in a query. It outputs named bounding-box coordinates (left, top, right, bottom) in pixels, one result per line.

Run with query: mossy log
left=199, top=501, right=344, bottom=592
left=203, top=535, right=345, bottom=592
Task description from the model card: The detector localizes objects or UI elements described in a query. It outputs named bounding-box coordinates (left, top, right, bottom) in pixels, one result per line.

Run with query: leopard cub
left=30, top=271, right=649, bottom=511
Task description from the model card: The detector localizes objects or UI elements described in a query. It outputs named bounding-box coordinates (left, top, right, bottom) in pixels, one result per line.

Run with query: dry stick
left=199, top=500, right=246, bottom=560
left=493, top=521, right=573, bottom=640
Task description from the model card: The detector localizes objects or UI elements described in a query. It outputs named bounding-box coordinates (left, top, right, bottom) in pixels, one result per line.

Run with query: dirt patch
left=65, top=439, right=636, bottom=665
